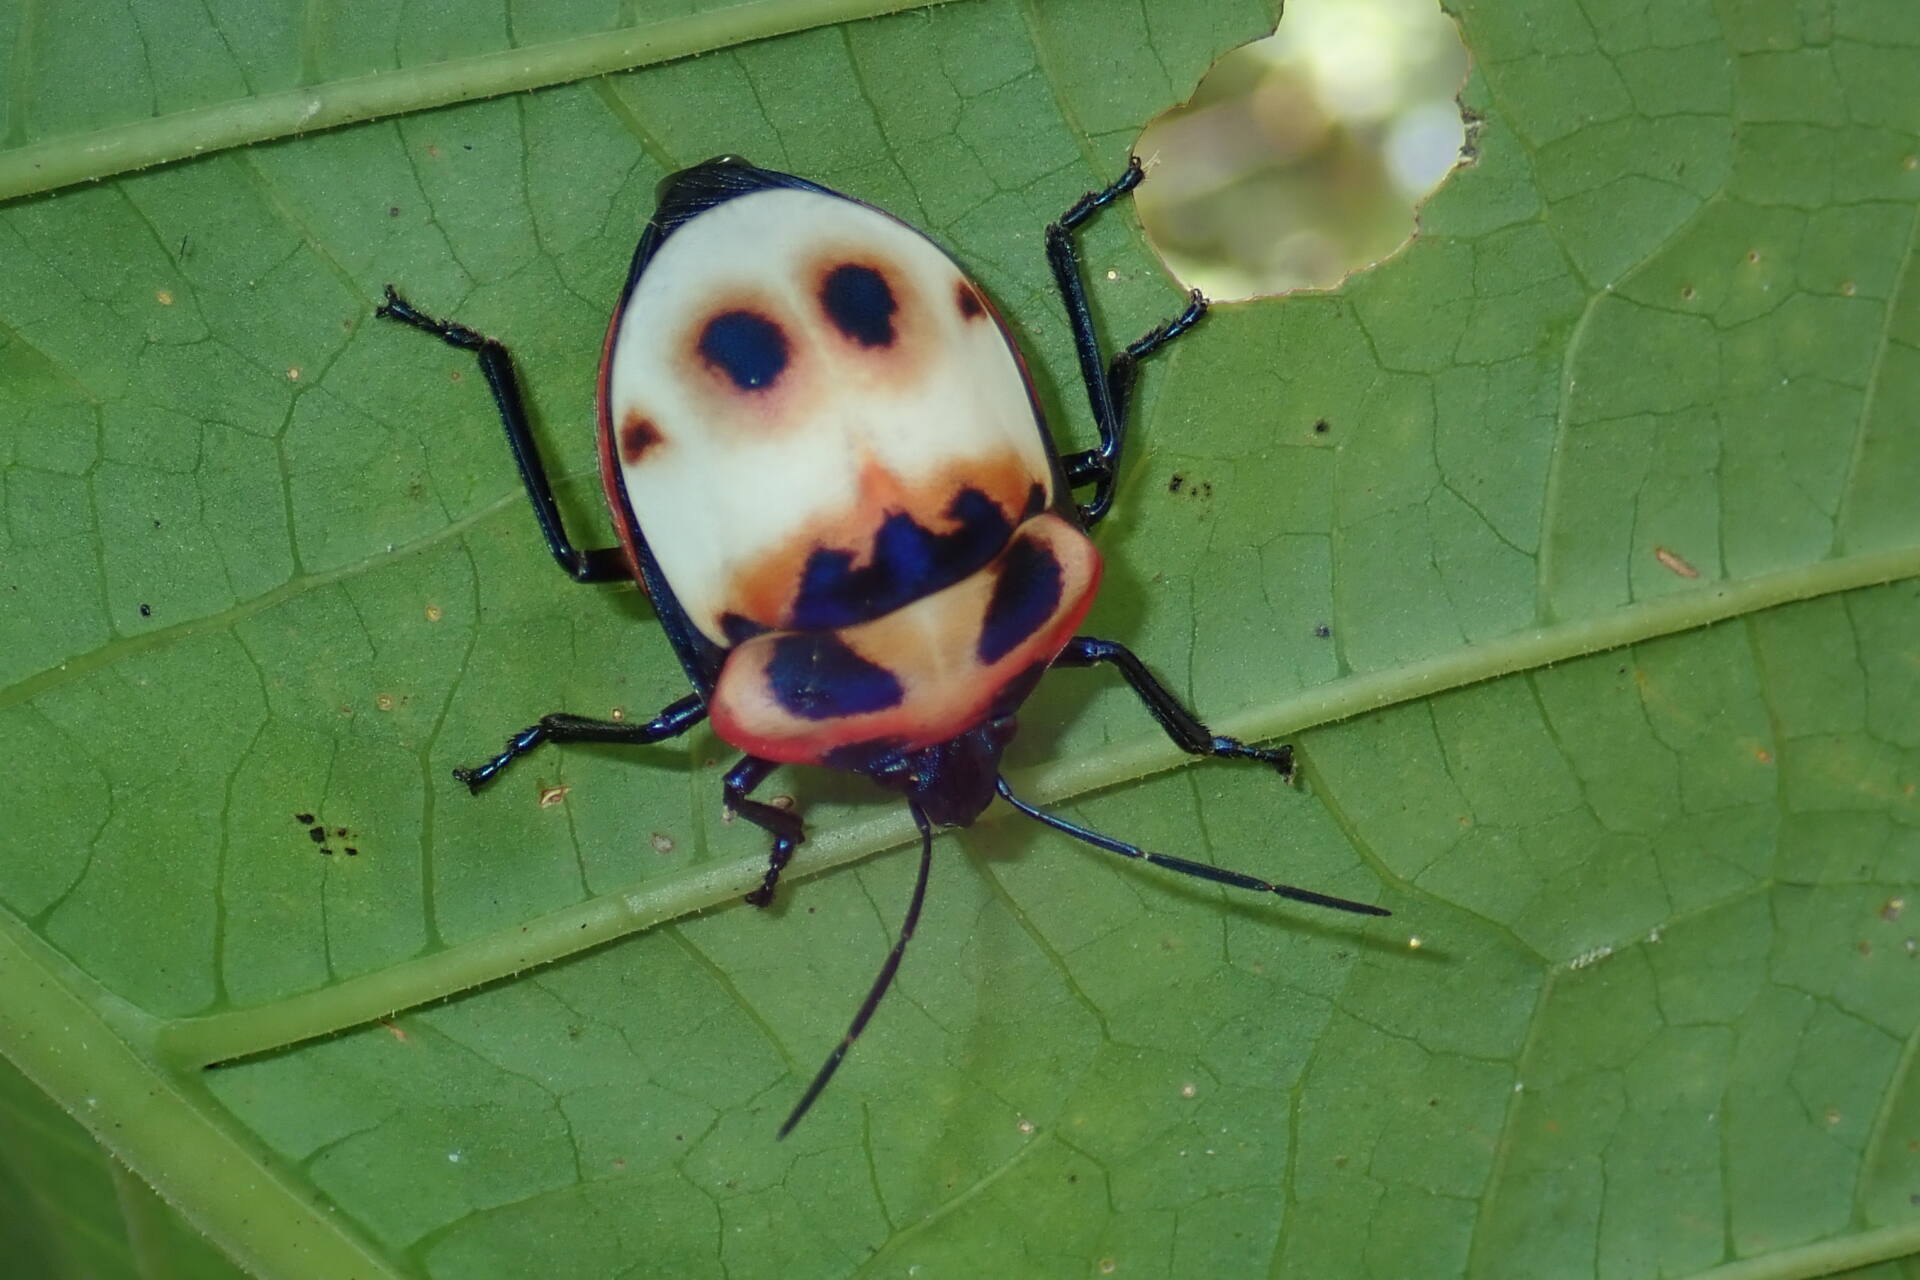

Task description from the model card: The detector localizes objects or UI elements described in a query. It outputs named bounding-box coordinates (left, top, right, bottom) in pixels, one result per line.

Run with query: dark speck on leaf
left=320, top=847, right=334, bottom=855
left=345, top=847, right=359, bottom=856
left=138, top=603, right=152, bottom=617
left=294, top=812, right=316, bottom=825
left=1313, top=623, right=1332, bottom=639
left=334, top=827, right=348, bottom=837
left=1313, top=419, right=1330, bottom=434
left=1168, top=473, right=1185, bottom=494
left=307, top=827, right=326, bottom=844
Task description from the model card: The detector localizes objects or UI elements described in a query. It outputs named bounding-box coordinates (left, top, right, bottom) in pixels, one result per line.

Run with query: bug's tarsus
left=994, top=778, right=1389, bottom=918
left=375, top=285, right=629, bottom=585
left=724, top=756, right=806, bottom=908
left=1054, top=156, right=1146, bottom=231
left=451, top=696, right=707, bottom=793
left=376, top=285, right=486, bottom=350
left=1052, top=637, right=1292, bottom=778
left=1045, top=159, right=1210, bottom=527
left=1126, top=290, right=1210, bottom=362
left=778, top=800, right=937, bottom=1139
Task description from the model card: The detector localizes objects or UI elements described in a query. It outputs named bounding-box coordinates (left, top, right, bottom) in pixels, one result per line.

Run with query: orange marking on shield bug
left=720, top=448, right=1040, bottom=631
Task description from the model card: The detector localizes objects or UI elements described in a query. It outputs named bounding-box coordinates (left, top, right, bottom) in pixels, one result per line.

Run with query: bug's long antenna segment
left=995, top=777, right=1390, bottom=918
left=777, top=801, right=938, bottom=1139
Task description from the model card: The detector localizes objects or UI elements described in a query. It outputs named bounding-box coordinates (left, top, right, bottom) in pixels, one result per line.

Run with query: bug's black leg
left=453, top=694, right=706, bottom=793
left=777, top=799, right=936, bottom=1139
left=1052, top=636, right=1294, bottom=778
left=376, top=286, right=628, bottom=584
left=997, top=778, right=1388, bottom=917
left=1045, top=159, right=1211, bottom=526
left=726, top=756, right=806, bottom=908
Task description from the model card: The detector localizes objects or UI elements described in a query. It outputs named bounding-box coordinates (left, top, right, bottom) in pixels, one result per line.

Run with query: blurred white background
left=1136, top=0, right=1471, bottom=298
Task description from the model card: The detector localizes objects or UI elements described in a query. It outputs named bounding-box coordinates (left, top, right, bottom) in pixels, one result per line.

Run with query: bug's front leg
left=724, top=756, right=806, bottom=908
left=454, top=694, right=707, bottom=792
left=376, top=286, right=629, bottom=584
left=1044, top=159, right=1211, bottom=526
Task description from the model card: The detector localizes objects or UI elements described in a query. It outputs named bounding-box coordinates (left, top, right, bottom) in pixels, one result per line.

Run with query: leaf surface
left=2, top=0, right=1918, bottom=1276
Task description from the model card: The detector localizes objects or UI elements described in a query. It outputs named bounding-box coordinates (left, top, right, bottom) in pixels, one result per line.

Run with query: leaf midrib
left=0, top=0, right=955, bottom=202
left=0, top=910, right=404, bottom=1279
left=148, top=542, right=1920, bottom=1068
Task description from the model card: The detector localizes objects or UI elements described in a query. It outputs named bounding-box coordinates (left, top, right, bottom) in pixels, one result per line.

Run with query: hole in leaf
left=1136, top=0, right=1471, bottom=298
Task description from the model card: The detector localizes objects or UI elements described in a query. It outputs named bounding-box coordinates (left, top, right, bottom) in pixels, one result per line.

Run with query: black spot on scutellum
left=978, top=535, right=1063, bottom=664
left=719, top=611, right=769, bottom=645
left=820, top=263, right=897, bottom=347
left=699, top=311, right=788, bottom=390
left=767, top=632, right=904, bottom=720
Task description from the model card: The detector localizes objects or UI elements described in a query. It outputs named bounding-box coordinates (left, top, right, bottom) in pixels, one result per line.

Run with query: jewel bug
left=378, top=155, right=1389, bottom=1137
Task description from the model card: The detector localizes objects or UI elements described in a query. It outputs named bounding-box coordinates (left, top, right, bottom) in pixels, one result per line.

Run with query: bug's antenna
left=994, top=777, right=1390, bottom=918
left=777, top=800, right=938, bottom=1139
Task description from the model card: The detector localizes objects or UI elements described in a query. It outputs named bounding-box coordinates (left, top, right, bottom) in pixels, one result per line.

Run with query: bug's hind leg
left=1044, top=159, right=1211, bottom=525
left=1051, top=637, right=1294, bottom=778
left=375, top=286, right=629, bottom=584
left=454, top=694, right=707, bottom=792
left=725, top=756, right=806, bottom=908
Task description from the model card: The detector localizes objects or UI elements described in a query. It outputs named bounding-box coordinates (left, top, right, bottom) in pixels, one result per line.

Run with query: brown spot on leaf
left=1654, top=546, right=1700, bottom=578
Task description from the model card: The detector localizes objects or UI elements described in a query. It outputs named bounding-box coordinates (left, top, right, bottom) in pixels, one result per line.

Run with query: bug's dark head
left=654, top=155, right=753, bottom=201
left=651, top=156, right=821, bottom=244
left=856, top=718, right=1020, bottom=828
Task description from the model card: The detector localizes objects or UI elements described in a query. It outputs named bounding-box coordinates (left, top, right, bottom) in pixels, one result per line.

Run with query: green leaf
left=3, top=0, right=1919, bottom=1275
